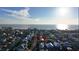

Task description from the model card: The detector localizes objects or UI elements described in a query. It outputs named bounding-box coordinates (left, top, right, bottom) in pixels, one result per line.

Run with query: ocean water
left=0, top=24, right=79, bottom=30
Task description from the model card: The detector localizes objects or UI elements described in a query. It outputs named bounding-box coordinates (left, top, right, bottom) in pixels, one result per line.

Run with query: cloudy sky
left=0, top=7, right=78, bottom=25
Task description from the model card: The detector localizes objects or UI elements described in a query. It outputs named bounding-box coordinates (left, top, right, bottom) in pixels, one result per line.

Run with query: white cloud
left=34, top=18, right=40, bottom=21
left=1, top=8, right=44, bottom=24
left=2, top=8, right=30, bottom=18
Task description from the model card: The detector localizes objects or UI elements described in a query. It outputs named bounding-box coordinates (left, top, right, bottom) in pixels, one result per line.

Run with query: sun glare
left=58, top=8, right=70, bottom=16
left=56, top=24, right=68, bottom=30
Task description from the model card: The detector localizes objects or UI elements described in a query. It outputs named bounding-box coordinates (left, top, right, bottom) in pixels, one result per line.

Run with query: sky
left=0, top=7, right=78, bottom=25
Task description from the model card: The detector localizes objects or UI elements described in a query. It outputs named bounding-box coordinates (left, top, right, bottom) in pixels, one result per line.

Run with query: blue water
left=0, top=24, right=79, bottom=30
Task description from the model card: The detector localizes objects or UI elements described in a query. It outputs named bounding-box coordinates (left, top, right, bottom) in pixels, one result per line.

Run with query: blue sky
left=0, top=7, right=78, bottom=24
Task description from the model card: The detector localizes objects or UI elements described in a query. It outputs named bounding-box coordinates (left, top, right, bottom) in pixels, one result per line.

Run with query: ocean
left=0, top=24, right=79, bottom=30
